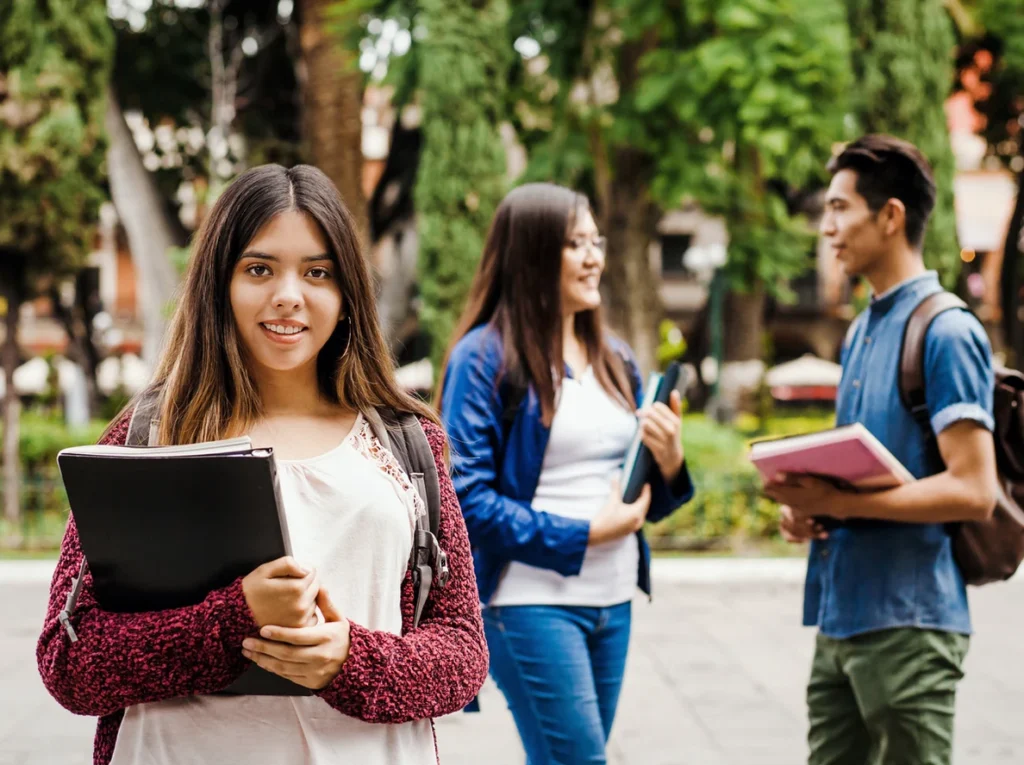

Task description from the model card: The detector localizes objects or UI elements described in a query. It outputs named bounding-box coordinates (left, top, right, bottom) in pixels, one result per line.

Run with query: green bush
left=647, top=409, right=835, bottom=549
left=15, top=412, right=107, bottom=471
left=0, top=412, right=108, bottom=548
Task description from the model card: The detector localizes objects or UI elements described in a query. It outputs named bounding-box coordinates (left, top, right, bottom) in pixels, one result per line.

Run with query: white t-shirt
left=109, top=414, right=437, bottom=765
left=490, top=367, right=641, bottom=608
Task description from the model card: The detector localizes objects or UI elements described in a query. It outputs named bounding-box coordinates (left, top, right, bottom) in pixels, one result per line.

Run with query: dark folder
left=56, top=439, right=310, bottom=696
left=621, top=362, right=682, bottom=503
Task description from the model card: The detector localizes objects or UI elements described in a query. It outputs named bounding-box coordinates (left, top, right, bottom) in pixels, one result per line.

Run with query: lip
left=260, top=321, right=307, bottom=345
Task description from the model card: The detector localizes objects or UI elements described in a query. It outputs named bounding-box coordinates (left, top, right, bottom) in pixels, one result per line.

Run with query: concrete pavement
left=2, top=559, right=1021, bottom=764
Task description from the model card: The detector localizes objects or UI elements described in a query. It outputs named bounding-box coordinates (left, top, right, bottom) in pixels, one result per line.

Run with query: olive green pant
left=807, top=628, right=969, bottom=765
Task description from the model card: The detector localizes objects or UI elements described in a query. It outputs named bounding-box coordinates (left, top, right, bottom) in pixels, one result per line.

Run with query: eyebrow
left=240, top=252, right=332, bottom=263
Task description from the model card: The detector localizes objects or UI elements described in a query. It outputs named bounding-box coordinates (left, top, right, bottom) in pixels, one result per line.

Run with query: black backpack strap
left=369, top=407, right=449, bottom=628
left=898, top=291, right=968, bottom=434
left=126, top=386, right=163, bottom=447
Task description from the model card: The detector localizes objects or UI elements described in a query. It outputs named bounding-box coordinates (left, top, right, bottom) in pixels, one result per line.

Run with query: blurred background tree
left=412, top=0, right=510, bottom=369
left=506, top=0, right=852, bottom=377
left=844, top=0, right=962, bottom=286
left=0, top=0, right=113, bottom=535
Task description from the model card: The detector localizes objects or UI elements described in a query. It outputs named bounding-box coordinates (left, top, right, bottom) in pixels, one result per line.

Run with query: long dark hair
left=438, top=182, right=634, bottom=425
left=113, top=164, right=437, bottom=445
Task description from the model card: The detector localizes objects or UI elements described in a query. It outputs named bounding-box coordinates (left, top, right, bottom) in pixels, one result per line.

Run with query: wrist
left=588, top=518, right=610, bottom=545
left=659, top=453, right=685, bottom=483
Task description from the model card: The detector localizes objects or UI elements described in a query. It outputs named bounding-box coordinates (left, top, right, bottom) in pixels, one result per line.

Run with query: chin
left=569, top=293, right=601, bottom=313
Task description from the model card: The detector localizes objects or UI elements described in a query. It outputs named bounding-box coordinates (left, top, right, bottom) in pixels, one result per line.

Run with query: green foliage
left=14, top=411, right=106, bottom=470
left=0, top=411, right=107, bottom=547
left=646, top=408, right=836, bottom=546
left=844, top=0, right=961, bottom=286
left=656, top=319, right=687, bottom=369
left=414, top=0, right=511, bottom=366
left=0, top=0, right=113, bottom=277
left=507, top=0, right=852, bottom=300
left=640, top=0, right=853, bottom=296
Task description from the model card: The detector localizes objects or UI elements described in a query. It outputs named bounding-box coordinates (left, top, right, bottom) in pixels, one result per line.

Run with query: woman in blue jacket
left=439, top=183, right=694, bottom=765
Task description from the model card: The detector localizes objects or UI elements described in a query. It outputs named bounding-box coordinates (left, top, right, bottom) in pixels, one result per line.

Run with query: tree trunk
left=600, top=31, right=662, bottom=375
left=601, top=152, right=661, bottom=375
left=48, top=278, right=102, bottom=417
left=724, top=284, right=766, bottom=361
left=0, top=257, right=25, bottom=540
left=105, top=86, right=181, bottom=367
left=299, top=0, right=368, bottom=243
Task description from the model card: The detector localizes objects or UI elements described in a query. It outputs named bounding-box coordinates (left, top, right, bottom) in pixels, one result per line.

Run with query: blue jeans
left=483, top=602, right=632, bottom=765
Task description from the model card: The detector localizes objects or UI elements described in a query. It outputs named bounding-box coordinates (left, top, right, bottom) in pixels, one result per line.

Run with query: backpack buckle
left=435, top=548, right=450, bottom=588
left=422, top=532, right=449, bottom=589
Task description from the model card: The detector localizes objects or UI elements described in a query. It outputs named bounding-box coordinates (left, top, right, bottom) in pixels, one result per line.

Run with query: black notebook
left=56, top=437, right=310, bottom=697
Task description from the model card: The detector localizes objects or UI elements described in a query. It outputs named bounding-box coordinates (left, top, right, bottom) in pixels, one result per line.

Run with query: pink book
left=748, top=422, right=915, bottom=491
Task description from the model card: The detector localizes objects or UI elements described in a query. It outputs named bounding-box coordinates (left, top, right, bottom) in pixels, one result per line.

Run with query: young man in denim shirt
left=766, top=135, right=999, bottom=765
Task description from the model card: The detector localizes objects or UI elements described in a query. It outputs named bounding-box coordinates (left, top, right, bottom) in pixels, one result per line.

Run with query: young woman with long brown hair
left=439, top=183, right=694, bottom=765
left=37, top=164, right=487, bottom=765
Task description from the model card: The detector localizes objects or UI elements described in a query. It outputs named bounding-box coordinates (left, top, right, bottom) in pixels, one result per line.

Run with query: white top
left=490, top=367, right=641, bottom=608
left=109, top=414, right=437, bottom=765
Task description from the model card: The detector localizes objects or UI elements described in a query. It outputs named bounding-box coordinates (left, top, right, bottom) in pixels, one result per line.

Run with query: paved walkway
left=2, top=559, right=1021, bottom=764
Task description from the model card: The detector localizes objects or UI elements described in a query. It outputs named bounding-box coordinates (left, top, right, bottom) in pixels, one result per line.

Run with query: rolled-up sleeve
left=924, top=309, right=995, bottom=435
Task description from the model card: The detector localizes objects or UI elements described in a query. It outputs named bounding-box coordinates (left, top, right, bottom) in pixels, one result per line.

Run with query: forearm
left=462, top=492, right=590, bottom=574
left=38, top=529, right=257, bottom=716
left=315, top=611, right=488, bottom=723
left=837, top=470, right=995, bottom=524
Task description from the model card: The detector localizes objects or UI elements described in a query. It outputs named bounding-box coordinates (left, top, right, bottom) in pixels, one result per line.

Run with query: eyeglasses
left=565, top=235, right=607, bottom=255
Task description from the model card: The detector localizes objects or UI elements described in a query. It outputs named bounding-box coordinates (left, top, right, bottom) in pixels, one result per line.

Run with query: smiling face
left=820, top=168, right=891, bottom=278
left=229, top=210, right=343, bottom=379
left=560, top=206, right=605, bottom=316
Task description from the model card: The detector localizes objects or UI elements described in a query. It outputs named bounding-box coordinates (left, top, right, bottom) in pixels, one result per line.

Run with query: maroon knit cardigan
left=37, top=412, right=488, bottom=765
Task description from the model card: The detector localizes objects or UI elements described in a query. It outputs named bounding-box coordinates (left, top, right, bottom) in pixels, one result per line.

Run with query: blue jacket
left=440, top=324, right=695, bottom=605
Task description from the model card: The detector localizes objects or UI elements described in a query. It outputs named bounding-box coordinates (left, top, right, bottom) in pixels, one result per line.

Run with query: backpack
left=898, top=291, right=1024, bottom=586
left=59, top=388, right=449, bottom=641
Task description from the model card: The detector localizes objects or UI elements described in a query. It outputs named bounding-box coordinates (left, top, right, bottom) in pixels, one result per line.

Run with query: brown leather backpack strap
left=898, top=291, right=968, bottom=431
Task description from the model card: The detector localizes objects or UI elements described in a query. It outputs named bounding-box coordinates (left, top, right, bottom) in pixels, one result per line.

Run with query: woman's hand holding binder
left=242, top=585, right=352, bottom=690
left=637, top=389, right=685, bottom=482
left=242, top=556, right=321, bottom=629
left=588, top=480, right=652, bottom=546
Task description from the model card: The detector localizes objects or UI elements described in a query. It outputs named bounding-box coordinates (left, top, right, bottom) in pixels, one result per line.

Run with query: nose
left=272, top=273, right=303, bottom=311
left=820, top=211, right=837, bottom=237
left=582, top=241, right=605, bottom=266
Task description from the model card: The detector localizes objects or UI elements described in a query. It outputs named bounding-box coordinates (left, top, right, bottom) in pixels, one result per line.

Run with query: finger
left=262, top=556, right=310, bottom=579
left=630, top=483, right=652, bottom=510
left=243, top=648, right=309, bottom=678
left=640, top=421, right=673, bottom=450
left=259, top=623, right=329, bottom=645
left=243, top=638, right=311, bottom=664
left=650, top=402, right=680, bottom=428
left=271, top=568, right=316, bottom=599
left=299, top=573, right=321, bottom=610
left=643, top=411, right=677, bottom=442
left=317, top=587, right=345, bottom=623
left=668, top=389, right=683, bottom=416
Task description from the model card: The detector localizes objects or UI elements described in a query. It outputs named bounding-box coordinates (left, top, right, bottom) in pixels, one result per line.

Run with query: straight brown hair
left=437, top=182, right=635, bottom=425
left=111, top=164, right=437, bottom=444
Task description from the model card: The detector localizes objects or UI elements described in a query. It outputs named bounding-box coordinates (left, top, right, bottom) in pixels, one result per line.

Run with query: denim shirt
left=803, top=271, right=995, bottom=639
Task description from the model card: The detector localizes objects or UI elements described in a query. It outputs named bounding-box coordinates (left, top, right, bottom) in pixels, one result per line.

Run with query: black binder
left=56, top=438, right=310, bottom=696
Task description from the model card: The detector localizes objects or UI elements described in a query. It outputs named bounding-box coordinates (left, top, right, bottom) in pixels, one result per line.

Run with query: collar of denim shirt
left=867, top=270, right=939, bottom=317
